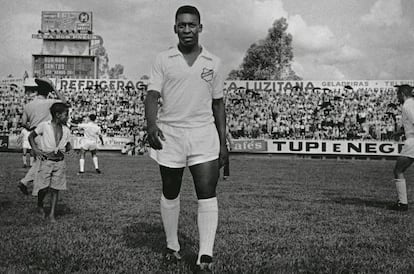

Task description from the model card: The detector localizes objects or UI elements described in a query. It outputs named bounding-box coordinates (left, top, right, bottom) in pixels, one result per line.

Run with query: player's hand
left=218, top=144, right=229, bottom=169
left=147, top=124, right=165, bottom=150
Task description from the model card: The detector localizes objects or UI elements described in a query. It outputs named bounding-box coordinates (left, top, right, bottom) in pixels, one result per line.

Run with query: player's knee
left=196, top=188, right=216, bottom=200
left=162, top=188, right=180, bottom=200
left=393, top=167, right=403, bottom=177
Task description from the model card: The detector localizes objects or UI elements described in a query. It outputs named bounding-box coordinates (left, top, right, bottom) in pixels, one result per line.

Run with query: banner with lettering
left=57, top=79, right=148, bottom=92
left=224, top=80, right=414, bottom=94
left=231, top=139, right=403, bottom=156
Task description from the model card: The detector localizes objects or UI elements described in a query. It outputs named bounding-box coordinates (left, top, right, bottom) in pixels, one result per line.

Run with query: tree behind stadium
left=228, top=18, right=301, bottom=80
left=94, top=42, right=126, bottom=79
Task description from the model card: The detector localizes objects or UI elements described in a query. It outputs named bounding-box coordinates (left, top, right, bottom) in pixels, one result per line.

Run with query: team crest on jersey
left=201, top=68, right=214, bottom=82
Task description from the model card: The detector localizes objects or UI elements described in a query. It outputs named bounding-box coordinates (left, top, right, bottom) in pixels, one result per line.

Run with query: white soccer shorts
left=149, top=123, right=220, bottom=168
left=400, top=137, right=414, bottom=159
left=80, top=139, right=98, bottom=151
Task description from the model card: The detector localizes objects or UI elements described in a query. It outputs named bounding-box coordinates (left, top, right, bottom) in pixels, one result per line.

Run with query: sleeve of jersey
left=22, top=110, right=28, bottom=126
left=64, top=126, right=72, bottom=144
left=403, top=102, right=414, bottom=124
left=34, top=122, right=45, bottom=136
left=147, top=53, right=163, bottom=93
left=212, top=59, right=224, bottom=99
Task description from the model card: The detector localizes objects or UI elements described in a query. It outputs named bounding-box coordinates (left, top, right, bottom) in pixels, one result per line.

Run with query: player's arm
left=144, top=90, right=164, bottom=150
left=212, top=98, right=229, bottom=168
left=28, top=130, right=47, bottom=160
left=21, top=110, right=31, bottom=130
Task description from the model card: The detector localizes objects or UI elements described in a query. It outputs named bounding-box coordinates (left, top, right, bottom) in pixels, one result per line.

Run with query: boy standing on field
left=28, top=102, right=72, bottom=222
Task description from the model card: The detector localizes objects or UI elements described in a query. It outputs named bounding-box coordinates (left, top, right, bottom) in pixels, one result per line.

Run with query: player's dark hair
left=37, top=88, right=49, bottom=97
left=89, top=114, right=97, bottom=121
left=50, top=102, right=69, bottom=118
left=396, top=85, right=414, bottom=97
left=175, top=5, right=200, bottom=23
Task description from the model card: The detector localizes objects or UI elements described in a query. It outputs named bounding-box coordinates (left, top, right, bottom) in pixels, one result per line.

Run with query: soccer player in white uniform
left=389, top=84, right=414, bottom=211
left=19, top=127, right=34, bottom=168
left=144, top=5, right=228, bottom=273
left=75, top=114, right=104, bottom=174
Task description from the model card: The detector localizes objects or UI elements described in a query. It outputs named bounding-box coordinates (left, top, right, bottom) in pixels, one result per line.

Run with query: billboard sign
left=224, top=80, right=414, bottom=94
left=32, top=33, right=97, bottom=40
left=33, top=56, right=96, bottom=79
left=57, top=79, right=148, bottom=91
left=231, top=139, right=268, bottom=152
left=41, top=11, right=92, bottom=34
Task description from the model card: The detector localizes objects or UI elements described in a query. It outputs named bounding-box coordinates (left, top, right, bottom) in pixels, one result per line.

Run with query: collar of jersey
left=167, top=45, right=213, bottom=61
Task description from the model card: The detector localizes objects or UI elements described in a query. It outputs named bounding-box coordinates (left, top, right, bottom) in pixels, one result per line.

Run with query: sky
left=1, top=0, right=414, bottom=80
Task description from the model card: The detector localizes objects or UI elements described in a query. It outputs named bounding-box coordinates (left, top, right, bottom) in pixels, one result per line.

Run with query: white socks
left=79, top=157, right=99, bottom=171
left=160, top=195, right=180, bottom=251
left=394, top=178, right=408, bottom=204
left=79, top=159, right=85, bottom=172
left=197, top=197, right=218, bottom=265
left=160, top=195, right=219, bottom=263
left=93, top=156, right=99, bottom=169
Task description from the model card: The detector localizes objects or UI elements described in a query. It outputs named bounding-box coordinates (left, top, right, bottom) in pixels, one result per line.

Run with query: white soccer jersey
left=78, top=122, right=101, bottom=142
left=147, top=46, right=224, bottom=128
left=21, top=128, right=31, bottom=149
left=402, top=98, right=414, bottom=138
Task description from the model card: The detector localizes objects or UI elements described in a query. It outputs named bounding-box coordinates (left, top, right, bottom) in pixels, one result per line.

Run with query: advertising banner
left=57, top=79, right=148, bottom=92
left=231, top=139, right=268, bottom=152
left=230, top=139, right=404, bottom=156
left=224, top=80, right=414, bottom=93
left=72, top=136, right=133, bottom=150
left=32, top=33, right=97, bottom=40
left=41, top=11, right=92, bottom=33
left=7, top=135, right=132, bottom=151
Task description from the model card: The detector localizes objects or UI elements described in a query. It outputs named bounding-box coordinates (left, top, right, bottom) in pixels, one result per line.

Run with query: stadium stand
left=0, top=84, right=402, bottom=141
left=226, top=86, right=401, bottom=141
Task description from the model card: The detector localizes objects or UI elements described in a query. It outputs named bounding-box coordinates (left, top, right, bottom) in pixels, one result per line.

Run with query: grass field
left=0, top=151, right=413, bottom=273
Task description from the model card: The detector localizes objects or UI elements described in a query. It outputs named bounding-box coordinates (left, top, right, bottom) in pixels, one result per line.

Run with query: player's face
left=57, top=110, right=69, bottom=125
left=175, top=13, right=202, bottom=48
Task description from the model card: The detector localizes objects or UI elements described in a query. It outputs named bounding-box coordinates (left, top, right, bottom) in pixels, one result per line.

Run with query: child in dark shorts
left=28, top=102, right=72, bottom=222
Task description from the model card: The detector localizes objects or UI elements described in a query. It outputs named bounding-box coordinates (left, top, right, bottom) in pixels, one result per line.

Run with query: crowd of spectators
left=225, top=86, right=401, bottom=141
left=0, top=83, right=403, bottom=141
left=0, top=86, right=146, bottom=138
left=65, top=87, right=146, bottom=137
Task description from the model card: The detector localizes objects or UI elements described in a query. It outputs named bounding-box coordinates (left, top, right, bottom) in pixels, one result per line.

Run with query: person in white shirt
left=389, top=84, right=414, bottom=211
left=74, top=114, right=104, bottom=174
left=144, top=5, right=228, bottom=273
left=18, top=127, right=34, bottom=168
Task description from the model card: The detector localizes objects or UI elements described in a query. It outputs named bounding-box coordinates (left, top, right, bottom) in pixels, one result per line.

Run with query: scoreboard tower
left=31, top=11, right=99, bottom=79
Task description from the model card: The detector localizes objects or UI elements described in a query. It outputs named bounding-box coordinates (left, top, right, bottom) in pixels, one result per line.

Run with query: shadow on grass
left=42, top=203, right=74, bottom=216
left=330, top=197, right=390, bottom=209
left=122, top=222, right=197, bottom=271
